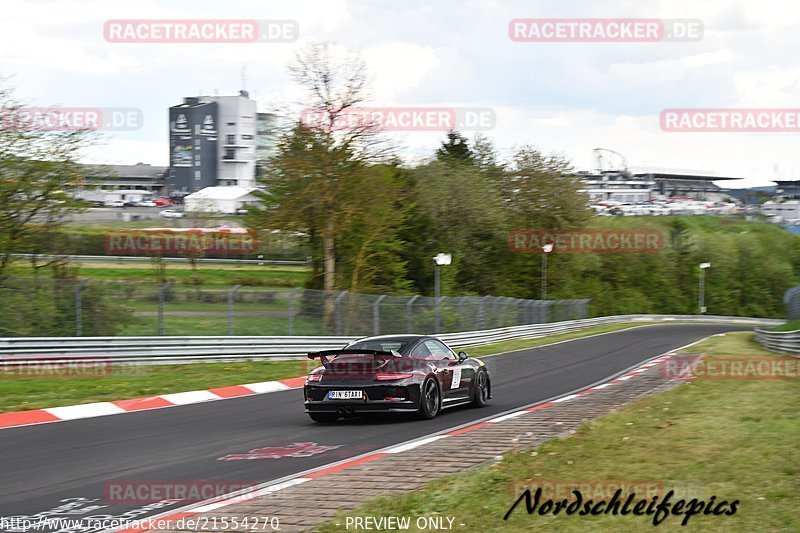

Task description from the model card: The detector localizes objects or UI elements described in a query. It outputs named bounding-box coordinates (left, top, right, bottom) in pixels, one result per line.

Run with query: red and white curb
left=113, top=352, right=681, bottom=532
left=0, top=376, right=307, bottom=430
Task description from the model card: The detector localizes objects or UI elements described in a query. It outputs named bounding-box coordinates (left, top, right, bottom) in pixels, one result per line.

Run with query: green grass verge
left=0, top=323, right=643, bottom=414
left=7, top=264, right=309, bottom=287
left=316, top=331, right=799, bottom=532
left=117, top=314, right=325, bottom=336
left=771, top=319, right=800, bottom=332
left=0, top=360, right=303, bottom=414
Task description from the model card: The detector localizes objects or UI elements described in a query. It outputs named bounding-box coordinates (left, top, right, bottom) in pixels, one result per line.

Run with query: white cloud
left=363, top=42, right=440, bottom=102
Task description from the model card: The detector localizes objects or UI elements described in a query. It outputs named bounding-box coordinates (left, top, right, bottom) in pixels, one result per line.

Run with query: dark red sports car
left=304, top=334, right=491, bottom=422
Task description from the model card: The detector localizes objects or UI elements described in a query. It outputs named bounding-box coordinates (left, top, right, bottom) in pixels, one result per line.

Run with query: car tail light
left=375, top=372, right=412, bottom=381
left=307, top=373, right=322, bottom=382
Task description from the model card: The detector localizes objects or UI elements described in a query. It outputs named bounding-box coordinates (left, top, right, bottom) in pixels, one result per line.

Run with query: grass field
left=6, top=263, right=310, bottom=287
left=770, top=319, right=800, bottom=332
left=0, top=360, right=304, bottom=414
left=0, top=323, right=644, bottom=413
left=317, top=331, right=799, bottom=532
left=116, top=314, right=325, bottom=336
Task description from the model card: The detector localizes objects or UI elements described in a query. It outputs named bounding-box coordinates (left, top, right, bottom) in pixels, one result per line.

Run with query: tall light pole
left=541, top=243, right=554, bottom=300
left=699, top=262, right=711, bottom=314
left=433, top=253, right=452, bottom=333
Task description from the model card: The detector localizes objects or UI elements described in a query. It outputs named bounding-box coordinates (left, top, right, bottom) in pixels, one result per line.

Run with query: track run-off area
left=0, top=323, right=754, bottom=530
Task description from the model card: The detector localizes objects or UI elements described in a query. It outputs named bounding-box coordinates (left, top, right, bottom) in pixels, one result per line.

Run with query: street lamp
left=433, top=253, right=452, bottom=333
left=699, top=262, right=711, bottom=314
left=541, top=243, right=554, bottom=300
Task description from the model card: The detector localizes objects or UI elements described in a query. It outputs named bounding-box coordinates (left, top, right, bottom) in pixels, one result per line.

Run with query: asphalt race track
left=0, top=324, right=751, bottom=527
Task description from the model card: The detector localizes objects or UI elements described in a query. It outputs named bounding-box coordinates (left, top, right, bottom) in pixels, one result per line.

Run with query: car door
left=424, top=339, right=471, bottom=401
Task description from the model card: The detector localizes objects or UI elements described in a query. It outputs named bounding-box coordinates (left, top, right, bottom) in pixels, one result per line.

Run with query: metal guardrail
left=0, top=314, right=780, bottom=366
left=754, top=327, right=800, bottom=355
left=10, top=254, right=310, bottom=265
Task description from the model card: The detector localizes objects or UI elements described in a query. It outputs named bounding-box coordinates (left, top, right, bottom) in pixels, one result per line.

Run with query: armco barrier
left=0, top=315, right=781, bottom=366
left=754, top=327, right=800, bottom=355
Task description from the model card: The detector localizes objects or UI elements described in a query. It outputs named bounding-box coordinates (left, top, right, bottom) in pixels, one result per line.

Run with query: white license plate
left=328, top=390, right=363, bottom=400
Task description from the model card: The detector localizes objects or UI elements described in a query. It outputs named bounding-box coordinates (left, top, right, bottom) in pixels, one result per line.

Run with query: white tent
left=183, top=187, right=259, bottom=214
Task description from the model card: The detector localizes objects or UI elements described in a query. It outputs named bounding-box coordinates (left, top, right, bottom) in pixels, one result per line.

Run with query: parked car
left=135, top=200, right=157, bottom=207
left=154, top=198, right=171, bottom=207
left=107, top=200, right=126, bottom=208
left=160, top=209, right=186, bottom=218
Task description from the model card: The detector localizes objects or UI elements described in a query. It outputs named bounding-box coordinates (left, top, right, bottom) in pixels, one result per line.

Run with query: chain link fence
left=0, top=277, right=590, bottom=337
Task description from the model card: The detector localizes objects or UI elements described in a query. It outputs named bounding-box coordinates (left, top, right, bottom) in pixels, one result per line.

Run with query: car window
left=410, top=342, right=431, bottom=358
left=424, top=340, right=454, bottom=359
left=346, top=340, right=409, bottom=352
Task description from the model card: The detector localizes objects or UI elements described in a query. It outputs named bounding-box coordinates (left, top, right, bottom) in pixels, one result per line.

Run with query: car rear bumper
left=304, top=382, right=421, bottom=414
left=304, top=401, right=418, bottom=414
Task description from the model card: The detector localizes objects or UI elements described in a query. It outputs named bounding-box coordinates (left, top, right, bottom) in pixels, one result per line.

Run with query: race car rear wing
left=307, top=349, right=402, bottom=367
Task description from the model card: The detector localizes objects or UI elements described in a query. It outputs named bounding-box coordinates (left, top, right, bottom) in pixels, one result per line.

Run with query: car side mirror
left=457, top=351, right=468, bottom=363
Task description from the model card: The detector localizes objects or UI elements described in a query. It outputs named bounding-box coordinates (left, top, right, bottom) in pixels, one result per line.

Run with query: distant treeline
left=250, top=129, right=797, bottom=319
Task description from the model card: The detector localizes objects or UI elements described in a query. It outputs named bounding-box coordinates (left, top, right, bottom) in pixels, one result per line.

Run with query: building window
left=227, top=122, right=235, bottom=126
left=242, top=134, right=253, bottom=140
left=226, top=134, right=235, bottom=144
left=225, top=148, right=235, bottom=160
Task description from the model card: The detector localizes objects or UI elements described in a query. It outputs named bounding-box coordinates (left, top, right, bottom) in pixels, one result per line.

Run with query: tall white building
left=214, top=94, right=257, bottom=188
left=168, top=91, right=276, bottom=194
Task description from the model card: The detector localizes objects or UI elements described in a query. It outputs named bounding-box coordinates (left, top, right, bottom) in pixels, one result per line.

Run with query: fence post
left=457, top=296, right=468, bottom=331
left=373, top=295, right=387, bottom=336
left=475, top=298, right=485, bottom=330
left=438, top=296, right=450, bottom=332
left=227, top=285, right=241, bottom=336
left=334, top=291, right=348, bottom=335
left=75, top=279, right=89, bottom=337
left=406, top=295, right=420, bottom=333
left=543, top=300, right=553, bottom=323
left=157, top=282, right=171, bottom=336
left=287, top=291, right=297, bottom=335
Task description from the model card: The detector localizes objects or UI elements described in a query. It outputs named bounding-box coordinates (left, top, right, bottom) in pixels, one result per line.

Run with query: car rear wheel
left=308, top=413, right=339, bottom=423
left=470, top=370, right=489, bottom=407
left=418, top=378, right=440, bottom=419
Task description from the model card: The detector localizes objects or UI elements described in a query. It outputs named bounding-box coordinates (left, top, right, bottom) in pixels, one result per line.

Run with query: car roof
left=350, top=334, right=430, bottom=343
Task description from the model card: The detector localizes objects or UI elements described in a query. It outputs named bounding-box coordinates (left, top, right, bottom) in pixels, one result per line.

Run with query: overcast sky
left=2, top=0, right=799, bottom=187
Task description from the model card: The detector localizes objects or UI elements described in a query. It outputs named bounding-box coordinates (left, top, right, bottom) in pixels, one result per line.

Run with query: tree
left=0, top=85, right=92, bottom=277
left=336, top=163, right=409, bottom=293
left=504, top=146, right=590, bottom=229
left=410, top=157, right=507, bottom=295
left=249, top=43, right=391, bottom=326
left=435, top=130, right=473, bottom=163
